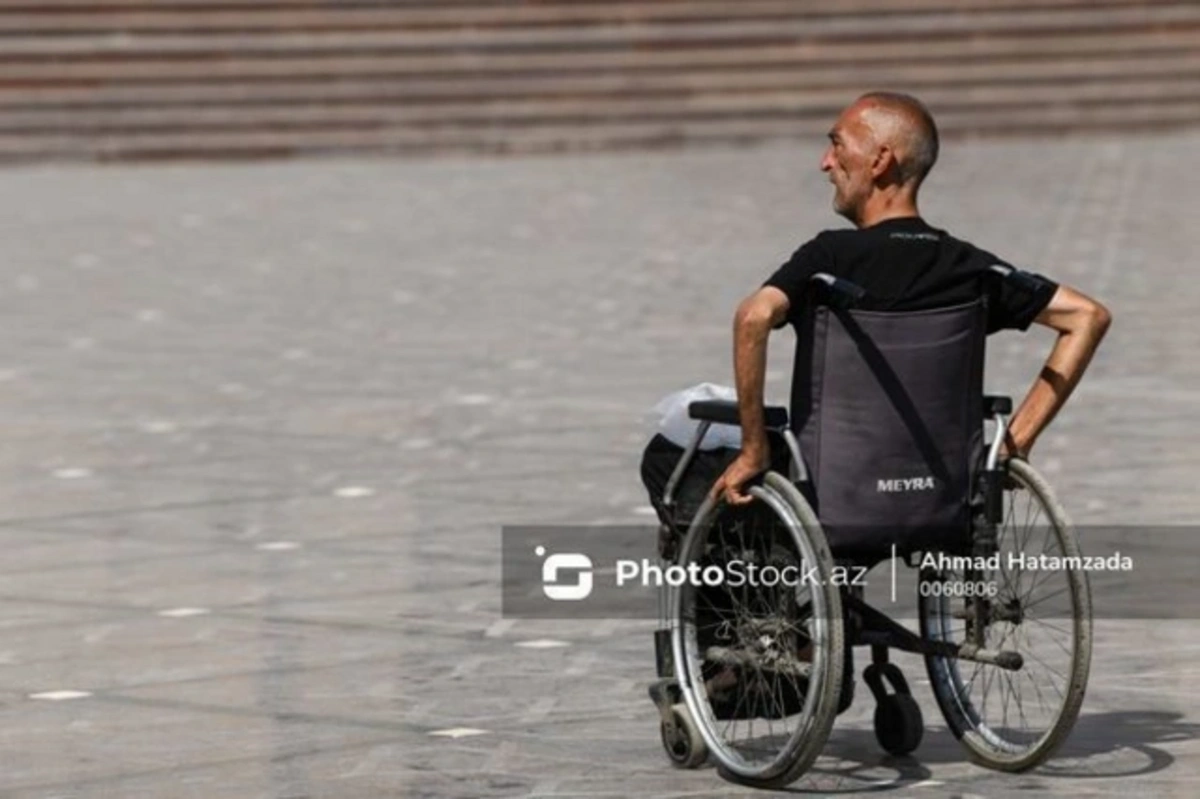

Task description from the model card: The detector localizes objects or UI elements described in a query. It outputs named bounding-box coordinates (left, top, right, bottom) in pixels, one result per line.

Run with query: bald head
left=820, top=91, right=939, bottom=225
left=853, top=91, right=939, bottom=186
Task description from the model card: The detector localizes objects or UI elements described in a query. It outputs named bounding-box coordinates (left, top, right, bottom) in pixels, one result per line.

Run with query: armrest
left=688, top=399, right=789, bottom=429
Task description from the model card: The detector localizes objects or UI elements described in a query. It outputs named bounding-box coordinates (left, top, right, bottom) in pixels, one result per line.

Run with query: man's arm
left=711, top=286, right=790, bottom=504
left=1006, top=285, right=1112, bottom=457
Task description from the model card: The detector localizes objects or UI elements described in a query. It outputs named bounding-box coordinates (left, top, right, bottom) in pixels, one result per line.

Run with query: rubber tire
left=675, top=472, right=845, bottom=790
left=660, top=704, right=708, bottom=769
left=874, top=693, right=924, bottom=756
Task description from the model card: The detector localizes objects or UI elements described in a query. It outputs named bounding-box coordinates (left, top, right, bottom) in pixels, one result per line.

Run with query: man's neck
left=854, top=192, right=921, bottom=229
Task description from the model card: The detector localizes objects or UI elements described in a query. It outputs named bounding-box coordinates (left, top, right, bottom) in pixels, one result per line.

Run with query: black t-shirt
left=764, top=217, right=1058, bottom=334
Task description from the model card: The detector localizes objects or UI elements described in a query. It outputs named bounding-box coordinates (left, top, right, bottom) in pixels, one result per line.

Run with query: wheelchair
left=645, top=271, right=1093, bottom=788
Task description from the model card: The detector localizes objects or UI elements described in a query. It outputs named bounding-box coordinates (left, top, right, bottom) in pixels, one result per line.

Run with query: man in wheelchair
left=644, top=92, right=1111, bottom=785
left=714, top=91, right=1111, bottom=506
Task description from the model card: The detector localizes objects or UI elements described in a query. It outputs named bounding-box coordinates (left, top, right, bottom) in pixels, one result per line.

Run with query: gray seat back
left=792, top=299, right=986, bottom=558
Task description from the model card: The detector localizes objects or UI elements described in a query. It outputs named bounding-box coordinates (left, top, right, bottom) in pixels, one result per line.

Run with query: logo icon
left=537, top=545, right=594, bottom=601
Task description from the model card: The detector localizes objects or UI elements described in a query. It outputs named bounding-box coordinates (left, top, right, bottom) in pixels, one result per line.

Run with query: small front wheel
left=874, top=693, right=924, bottom=756
left=661, top=704, right=707, bottom=769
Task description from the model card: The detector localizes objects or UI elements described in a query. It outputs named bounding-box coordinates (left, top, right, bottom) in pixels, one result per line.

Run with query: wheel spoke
left=1021, top=646, right=1069, bottom=694
left=1022, top=583, right=1071, bottom=613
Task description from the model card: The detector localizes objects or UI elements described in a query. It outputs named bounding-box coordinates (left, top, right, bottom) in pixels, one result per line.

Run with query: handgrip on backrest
left=811, top=272, right=867, bottom=309
left=988, top=263, right=1044, bottom=293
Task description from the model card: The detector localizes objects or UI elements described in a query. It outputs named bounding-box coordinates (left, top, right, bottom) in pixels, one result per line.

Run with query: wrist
left=1003, top=430, right=1033, bottom=457
left=741, top=437, right=770, bottom=461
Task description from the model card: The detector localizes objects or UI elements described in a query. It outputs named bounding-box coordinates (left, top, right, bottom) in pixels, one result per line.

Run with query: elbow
left=1087, top=300, right=1113, bottom=339
left=734, top=296, right=775, bottom=331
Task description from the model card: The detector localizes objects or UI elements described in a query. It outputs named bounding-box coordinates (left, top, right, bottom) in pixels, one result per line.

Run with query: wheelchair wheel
left=660, top=703, right=708, bottom=769
left=874, top=692, right=924, bottom=756
left=920, top=457, right=1092, bottom=771
left=671, top=471, right=844, bottom=789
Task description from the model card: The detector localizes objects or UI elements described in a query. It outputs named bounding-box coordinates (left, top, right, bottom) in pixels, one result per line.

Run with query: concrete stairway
left=0, top=0, right=1197, bottom=161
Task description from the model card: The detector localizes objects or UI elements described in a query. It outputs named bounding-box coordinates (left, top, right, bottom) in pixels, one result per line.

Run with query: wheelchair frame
left=649, top=271, right=1093, bottom=786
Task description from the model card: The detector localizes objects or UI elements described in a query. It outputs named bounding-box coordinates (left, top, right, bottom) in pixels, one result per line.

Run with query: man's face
left=820, top=104, right=877, bottom=224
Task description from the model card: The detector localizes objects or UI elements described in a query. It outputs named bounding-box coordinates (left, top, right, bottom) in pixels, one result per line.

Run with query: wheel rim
left=923, top=459, right=1089, bottom=763
left=672, top=482, right=835, bottom=781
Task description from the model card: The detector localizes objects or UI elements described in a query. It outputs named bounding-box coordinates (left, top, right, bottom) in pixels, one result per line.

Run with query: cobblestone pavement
left=0, top=129, right=1196, bottom=798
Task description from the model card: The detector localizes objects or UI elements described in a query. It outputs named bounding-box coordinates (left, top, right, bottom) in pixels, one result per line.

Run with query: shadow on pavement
left=753, top=710, right=1198, bottom=794
left=1039, top=710, right=1198, bottom=779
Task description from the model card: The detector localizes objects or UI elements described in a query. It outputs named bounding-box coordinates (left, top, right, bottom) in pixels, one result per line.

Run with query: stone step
left=1, top=98, right=1196, bottom=162
left=0, top=6, right=1195, bottom=59
left=0, top=27, right=1195, bottom=85
left=0, top=75, right=1196, bottom=133
left=0, top=0, right=1181, bottom=35
left=0, top=0, right=1176, bottom=11
left=1, top=49, right=1196, bottom=108
left=0, top=0, right=1190, bottom=37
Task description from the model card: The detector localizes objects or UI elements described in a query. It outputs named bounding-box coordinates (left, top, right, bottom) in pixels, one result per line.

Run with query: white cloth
left=651, top=383, right=742, bottom=451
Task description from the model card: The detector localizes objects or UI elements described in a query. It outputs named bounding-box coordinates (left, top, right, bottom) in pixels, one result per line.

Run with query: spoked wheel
left=920, top=457, right=1092, bottom=771
left=671, top=472, right=844, bottom=789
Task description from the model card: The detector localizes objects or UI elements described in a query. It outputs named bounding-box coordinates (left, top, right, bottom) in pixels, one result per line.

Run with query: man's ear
left=871, top=145, right=897, bottom=180
left=873, top=145, right=902, bottom=182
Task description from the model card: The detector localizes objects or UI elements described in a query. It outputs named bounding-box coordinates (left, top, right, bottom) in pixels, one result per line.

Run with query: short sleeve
left=980, top=255, right=1059, bottom=333
left=763, top=236, right=834, bottom=325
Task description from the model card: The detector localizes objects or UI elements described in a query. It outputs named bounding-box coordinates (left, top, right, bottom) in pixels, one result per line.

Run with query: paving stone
left=0, top=129, right=1195, bottom=795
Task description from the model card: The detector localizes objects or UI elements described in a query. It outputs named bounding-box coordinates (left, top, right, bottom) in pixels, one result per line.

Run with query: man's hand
left=711, top=448, right=771, bottom=506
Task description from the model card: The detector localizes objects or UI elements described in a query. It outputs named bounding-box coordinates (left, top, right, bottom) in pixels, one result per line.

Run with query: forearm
left=732, top=303, right=773, bottom=457
left=1009, top=313, right=1110, bottom=451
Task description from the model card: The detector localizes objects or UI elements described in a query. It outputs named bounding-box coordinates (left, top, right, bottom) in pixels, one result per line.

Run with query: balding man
left=712, top=92, right=1111, bottom=505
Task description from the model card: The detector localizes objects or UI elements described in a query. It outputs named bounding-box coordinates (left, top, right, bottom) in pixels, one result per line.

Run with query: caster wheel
left=874, top=692, right=924, bottom=756
left=660, top=703, right=708, bottom=768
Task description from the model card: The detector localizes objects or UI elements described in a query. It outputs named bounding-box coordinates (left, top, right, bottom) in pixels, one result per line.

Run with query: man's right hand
left=710, top=448, right=771, bottom=506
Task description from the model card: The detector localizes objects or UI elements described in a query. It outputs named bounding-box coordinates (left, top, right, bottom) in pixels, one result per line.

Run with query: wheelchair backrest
left=792, top=298, right=986, bottom=558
